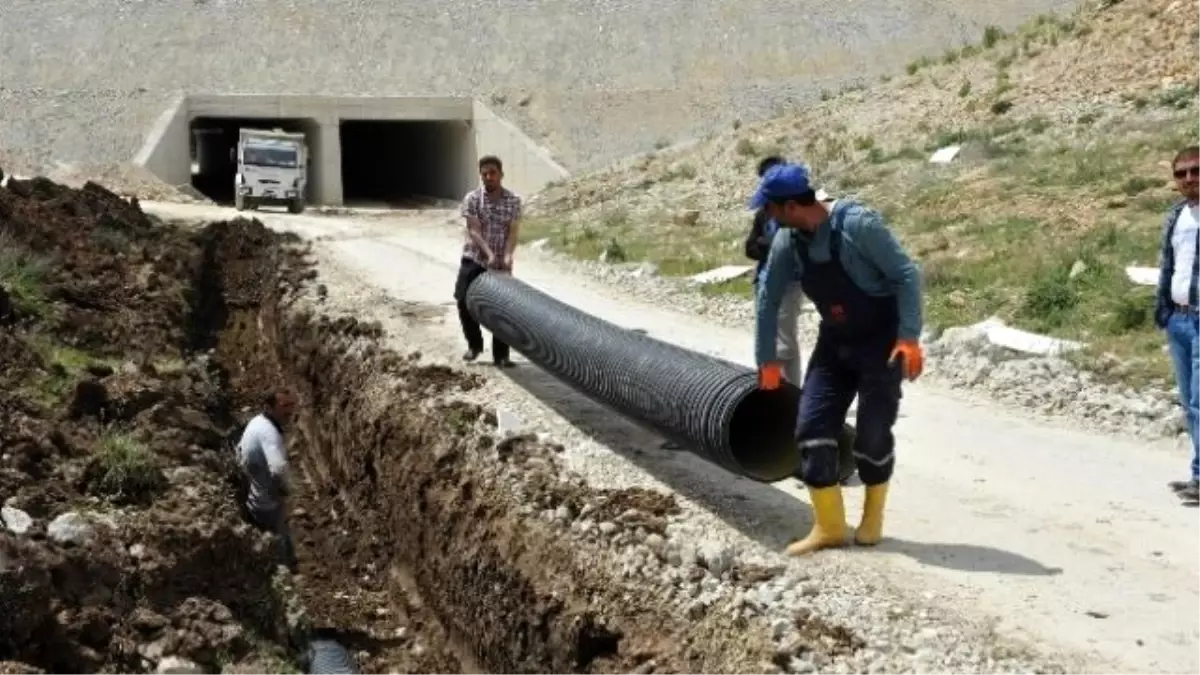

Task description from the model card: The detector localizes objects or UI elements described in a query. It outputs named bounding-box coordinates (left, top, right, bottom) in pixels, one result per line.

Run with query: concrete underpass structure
left=134, top=94, right=568, bottom=207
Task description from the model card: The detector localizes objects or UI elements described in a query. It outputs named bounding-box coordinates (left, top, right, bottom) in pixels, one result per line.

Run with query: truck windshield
left=242, top=146, right=298, bottom=168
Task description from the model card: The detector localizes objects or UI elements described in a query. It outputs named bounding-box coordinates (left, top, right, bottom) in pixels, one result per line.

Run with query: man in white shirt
left=238, top=389, right=299, bottom=568
left=1155, top=145, right=1199, bottom=505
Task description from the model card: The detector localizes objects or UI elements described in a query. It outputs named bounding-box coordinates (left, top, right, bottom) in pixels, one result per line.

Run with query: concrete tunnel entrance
left=339, top=120, right=475, bottom=206
left=134, top=95, right=570, bottom=208
left=189, top=117, right=319, bottom=205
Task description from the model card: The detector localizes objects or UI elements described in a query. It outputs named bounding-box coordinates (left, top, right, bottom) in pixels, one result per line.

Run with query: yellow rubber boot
left=785, top=486, right=848, bottom=556
left=854, top=482, right=889, bottom=546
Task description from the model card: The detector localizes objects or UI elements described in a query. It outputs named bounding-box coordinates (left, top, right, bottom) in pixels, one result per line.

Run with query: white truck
left=234, top=128, right=308, bottom=214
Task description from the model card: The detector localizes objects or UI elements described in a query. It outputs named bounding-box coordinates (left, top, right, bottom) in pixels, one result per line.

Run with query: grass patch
left=0, top=233, right=52, bottom=317
left=699, top=275, right=755, bottom=300
left=21, top=335, right=120, bottom=406
left=520, top=211, right=742, bottom=277
left=87, top=428, right=166, bottom=504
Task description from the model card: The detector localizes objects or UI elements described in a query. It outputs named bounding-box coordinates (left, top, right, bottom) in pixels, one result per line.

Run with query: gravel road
left=1, top=0, right=1076, bottom=175
left=142, top=201, right=1200, bottom=674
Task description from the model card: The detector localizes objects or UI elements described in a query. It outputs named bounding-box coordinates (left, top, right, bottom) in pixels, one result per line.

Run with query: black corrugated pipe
left=465, top=272, right=803, bottom=482
left=305, top=638, right=359, bottom=674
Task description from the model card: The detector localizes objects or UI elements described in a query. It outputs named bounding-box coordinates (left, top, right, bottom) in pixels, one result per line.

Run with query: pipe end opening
left=727, top=385, right=801, bottom=482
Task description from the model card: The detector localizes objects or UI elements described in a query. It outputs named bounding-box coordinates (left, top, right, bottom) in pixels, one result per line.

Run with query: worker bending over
left=751, top=163, right=923, bottom=556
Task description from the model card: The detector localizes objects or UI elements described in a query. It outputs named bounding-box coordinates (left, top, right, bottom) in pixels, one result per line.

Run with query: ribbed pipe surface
left=306, top=638, right=359, bottom=674
left=466, top=273, right=800, bottom=482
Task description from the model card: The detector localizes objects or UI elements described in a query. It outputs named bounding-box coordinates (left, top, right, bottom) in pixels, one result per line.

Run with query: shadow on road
left=879, top=539, right=1064, bottom=576
left=496, top=359, right=1057, bottom=579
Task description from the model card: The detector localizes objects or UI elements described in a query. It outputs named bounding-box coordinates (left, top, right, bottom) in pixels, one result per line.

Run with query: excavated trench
left=195, top=222, right=779, bottom=673
left=1, top=173, right=784, bottom=674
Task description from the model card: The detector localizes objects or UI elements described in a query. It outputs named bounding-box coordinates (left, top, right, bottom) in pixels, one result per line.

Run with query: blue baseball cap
left=748, top=163, right=813, bottom=210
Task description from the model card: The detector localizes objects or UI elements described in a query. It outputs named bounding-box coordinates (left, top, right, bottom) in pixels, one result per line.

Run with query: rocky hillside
left=524, top=0, right=1199, bottom=390
left=0, top=0, right=1074, bottom=182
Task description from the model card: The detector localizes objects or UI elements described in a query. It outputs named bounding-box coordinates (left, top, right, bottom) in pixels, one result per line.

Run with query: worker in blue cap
left=750, top=162, right=924, bottom=556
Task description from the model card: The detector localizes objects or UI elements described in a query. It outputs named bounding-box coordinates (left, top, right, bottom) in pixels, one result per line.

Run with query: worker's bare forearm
left=505, top=219, right=522, bottom=256
left=464, top=217, right=493, bottom=258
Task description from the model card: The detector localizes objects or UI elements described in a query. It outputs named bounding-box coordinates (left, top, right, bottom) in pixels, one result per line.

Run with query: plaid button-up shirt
left=461, top=186, right=522, bottom=265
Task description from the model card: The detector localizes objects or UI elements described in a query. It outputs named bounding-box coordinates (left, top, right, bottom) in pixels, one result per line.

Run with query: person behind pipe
left=238, top=388, right=300, bottom=571
left=744, top=154, right=806, bottom=386
left=454, top=155, right=523, bottom=369
left=750, top=162, right=924, bottom=556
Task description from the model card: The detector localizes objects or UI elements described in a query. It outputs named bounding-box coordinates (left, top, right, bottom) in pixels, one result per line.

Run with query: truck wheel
left=287, top=199, right=305, bottom=215
left=234, top=194, right=245, bottom=211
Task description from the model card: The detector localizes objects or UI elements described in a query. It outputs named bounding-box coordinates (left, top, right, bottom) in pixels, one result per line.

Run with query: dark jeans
left=250, top=505, right=297, bottom=571
left=454, top=257, right=510, bottom=362
left=795, top=333, right=902, bottom=488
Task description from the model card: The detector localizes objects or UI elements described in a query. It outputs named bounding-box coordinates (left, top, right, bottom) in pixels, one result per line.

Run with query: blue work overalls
left=793, top=206, right=902, bottom=488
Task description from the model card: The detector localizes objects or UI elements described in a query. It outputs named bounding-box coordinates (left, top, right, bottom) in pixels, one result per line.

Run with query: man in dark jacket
left=745, top=155, right=788, bottom=280
left=745, top=155, right=804, bottom=384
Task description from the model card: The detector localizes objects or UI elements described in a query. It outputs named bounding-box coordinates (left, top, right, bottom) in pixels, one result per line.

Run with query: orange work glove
left=758, top=362, right=784, bottom=390
left=889, top=339, right=924, bottom=381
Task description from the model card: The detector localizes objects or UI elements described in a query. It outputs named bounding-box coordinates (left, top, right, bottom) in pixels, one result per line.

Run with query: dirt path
left=143, top=201, right=1200, bottom=674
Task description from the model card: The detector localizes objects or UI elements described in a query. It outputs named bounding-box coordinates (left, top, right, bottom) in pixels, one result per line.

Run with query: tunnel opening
left=189, top=116, right=319, bottom=206
left=338, top=119, right=473, bottom=207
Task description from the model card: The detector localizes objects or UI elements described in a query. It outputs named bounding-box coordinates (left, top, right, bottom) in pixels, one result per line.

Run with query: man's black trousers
left=453, top=257, right=510, bottom=362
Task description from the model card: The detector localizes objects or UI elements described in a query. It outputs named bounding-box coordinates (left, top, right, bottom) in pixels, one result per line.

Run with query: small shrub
left=990, top=99, right=1014, bottom=115
left=1107, top=293, right=1150, bottom=333
left=86, top=430, right=166, bottom=505
left=0, top=234, right=51, bottom=316
left=599, top=206, right=630, bottom=229
left=958, top=80, right=972, bottom=98
left=602, top=239, right=627, bottom=263
left=734, top=137, right=757, bottom=157
left=1119, top=176, right=1162, bottom=197
left=1020, top=264, right=1079, bottom=329
left=1157, top=84, right=1199, bottom=110
left=982, top=25, right=1007, bottom=48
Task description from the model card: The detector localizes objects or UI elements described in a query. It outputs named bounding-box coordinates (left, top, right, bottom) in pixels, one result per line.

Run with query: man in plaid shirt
left=453, top=155, right=523, bottom=368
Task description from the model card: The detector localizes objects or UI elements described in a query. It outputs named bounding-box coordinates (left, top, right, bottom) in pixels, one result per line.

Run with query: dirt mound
left=0, top=176, right=196, bottom=356
left=0, top=177, right=299, bottom=673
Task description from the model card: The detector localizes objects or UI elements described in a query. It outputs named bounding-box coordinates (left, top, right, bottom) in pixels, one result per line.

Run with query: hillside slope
left=0, top=0, right=1074, bottom=181
left=524, top=0, right=1200, bottom=386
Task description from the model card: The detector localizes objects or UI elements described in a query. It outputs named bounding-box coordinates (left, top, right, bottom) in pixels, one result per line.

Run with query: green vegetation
left=0, top=233, right=51, bottom=317
left=90, top=428, right=164, bottom=501
left=23, top=336, right=119, bottom=405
